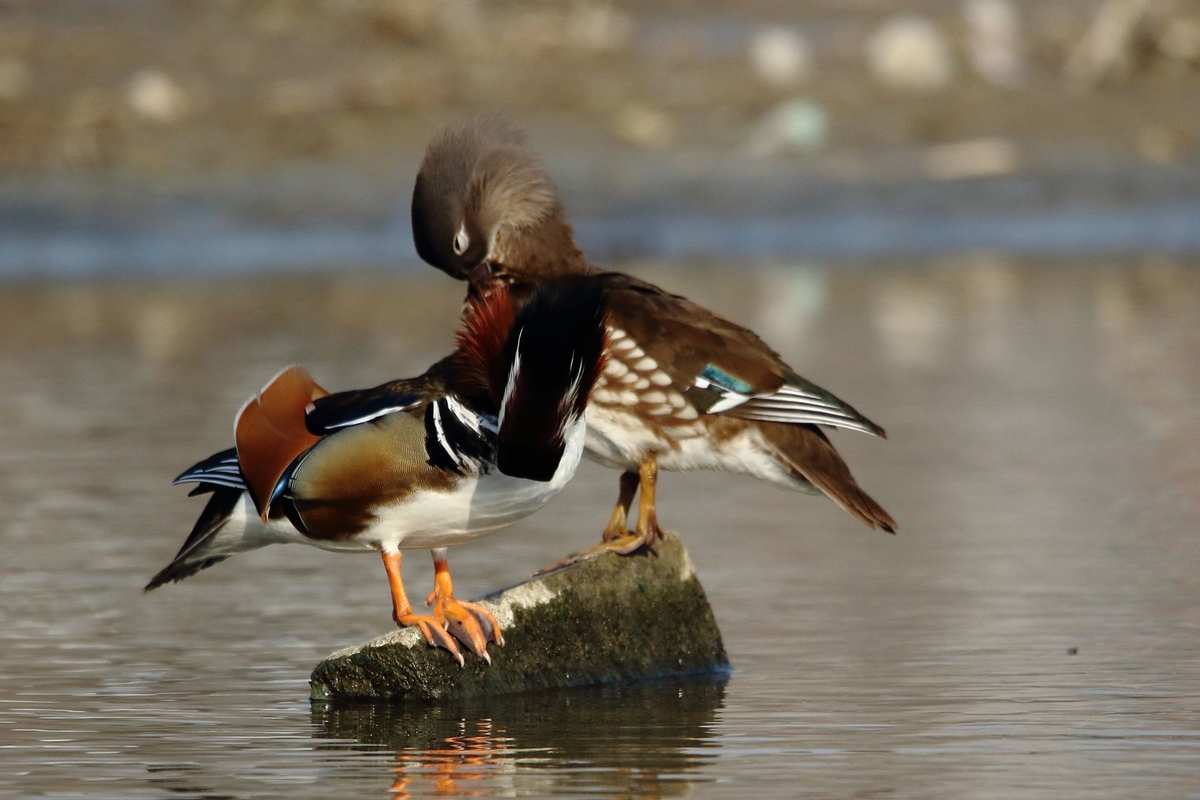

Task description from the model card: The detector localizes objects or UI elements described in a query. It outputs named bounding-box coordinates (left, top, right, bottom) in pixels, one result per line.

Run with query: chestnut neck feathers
left=452, top=284, right=518, bottom=412
left=413, top=117, right=586, bottom=283
left=453, top=277, right=607, bottom=425
left=452, top=276, right=608, bottom=482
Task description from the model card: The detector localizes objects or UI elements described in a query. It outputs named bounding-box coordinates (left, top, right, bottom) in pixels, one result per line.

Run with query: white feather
left=499, top=328, right=524, bottom=429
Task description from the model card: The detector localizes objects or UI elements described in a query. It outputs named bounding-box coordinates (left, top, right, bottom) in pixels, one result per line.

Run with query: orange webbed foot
left=424, top=587, right=503, bottom=662
left=394, top=609, right=464, bottom=668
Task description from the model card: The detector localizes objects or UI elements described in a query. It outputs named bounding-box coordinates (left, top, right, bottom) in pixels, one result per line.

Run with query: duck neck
left=494, top=213, right=589, bottom=279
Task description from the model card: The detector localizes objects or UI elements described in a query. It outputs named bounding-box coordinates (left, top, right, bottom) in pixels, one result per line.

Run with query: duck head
left=412, top=117, right=586, bottom=299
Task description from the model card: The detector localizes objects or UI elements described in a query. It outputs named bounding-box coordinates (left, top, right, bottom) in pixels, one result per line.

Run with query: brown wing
left=596, top=272, right=789, bottom=391
left=596, top=273, right=885, bottom=437
left=761, top=423, right=896, bottom=532
left=234, top=366, right=328, bottom=521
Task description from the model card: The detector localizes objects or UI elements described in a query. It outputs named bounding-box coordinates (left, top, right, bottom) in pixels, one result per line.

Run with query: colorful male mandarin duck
left=146, top=279, right=609, bottom=665
left=408, top=118, right=895, bottom=560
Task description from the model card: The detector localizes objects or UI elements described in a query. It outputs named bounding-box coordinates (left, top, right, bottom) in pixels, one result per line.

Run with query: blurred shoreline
left=4, top=158, right=1200, bottom=278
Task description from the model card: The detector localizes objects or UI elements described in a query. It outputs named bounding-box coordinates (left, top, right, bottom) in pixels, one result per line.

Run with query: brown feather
left=453, top=284, right=517, bottom=411
left=467, top=146, right=559, bottom=237
left=234, top=366, right=328, bottom=521
left=286, top=411, right=455, bottom=541
left=579, top=272, right=886, bottom=436
left=587, top=272, right=790, bottom=391
left=761, top=423, right=897, bottom=533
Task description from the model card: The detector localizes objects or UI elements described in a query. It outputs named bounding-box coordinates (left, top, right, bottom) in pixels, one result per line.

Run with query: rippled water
left=2, top=260, right=1199, bottom=798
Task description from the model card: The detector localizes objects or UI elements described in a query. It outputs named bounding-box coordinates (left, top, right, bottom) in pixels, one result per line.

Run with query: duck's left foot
left=424, top=574, right=504, bottom=663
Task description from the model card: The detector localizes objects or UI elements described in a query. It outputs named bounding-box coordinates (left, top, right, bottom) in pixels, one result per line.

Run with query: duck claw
left=397, top=611, right=465, bottom=667
left=443, top=598, right=502, bottom=661
left=535, top=527, right=660, bottom=576
left=460, top=600, right=504, bottom=648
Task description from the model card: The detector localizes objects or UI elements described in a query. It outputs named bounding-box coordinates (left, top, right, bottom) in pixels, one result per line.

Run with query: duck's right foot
left=535, top=521, right=662, bottom=576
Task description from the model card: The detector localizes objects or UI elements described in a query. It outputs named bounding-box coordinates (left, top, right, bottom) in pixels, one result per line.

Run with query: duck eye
left=452, top=224, right=469, bottom=256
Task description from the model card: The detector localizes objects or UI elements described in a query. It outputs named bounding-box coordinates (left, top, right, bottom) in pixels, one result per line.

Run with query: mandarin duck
left=146, top=278, right=609, bottom=665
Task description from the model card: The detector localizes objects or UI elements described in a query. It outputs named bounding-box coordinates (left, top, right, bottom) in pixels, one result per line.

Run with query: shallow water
left=2, top=260, right=1199, bottom=798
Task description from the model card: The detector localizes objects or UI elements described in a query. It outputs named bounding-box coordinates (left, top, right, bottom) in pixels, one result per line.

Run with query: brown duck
left=407, top=118, right=896, bottom=562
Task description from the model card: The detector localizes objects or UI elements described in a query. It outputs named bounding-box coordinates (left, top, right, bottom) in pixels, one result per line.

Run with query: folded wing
left=696, top=369, right=886, bottom=438
left=599, top=273, right=886, bottom=438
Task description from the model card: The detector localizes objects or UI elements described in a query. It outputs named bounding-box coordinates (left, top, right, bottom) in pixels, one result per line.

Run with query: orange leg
left=381, top=549, right=465, bottom=667
left=423, top=548, right=504, bottom=663
left=601, top=469, right=639, bottom=543
left=631, top=453, right=664, bottom=548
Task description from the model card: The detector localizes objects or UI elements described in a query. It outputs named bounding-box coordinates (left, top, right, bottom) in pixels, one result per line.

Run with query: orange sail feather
left=234, top=366, right=328, bottom=520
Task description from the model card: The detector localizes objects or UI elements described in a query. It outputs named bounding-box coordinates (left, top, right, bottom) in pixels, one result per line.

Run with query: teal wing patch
left=700, top=364, right=753, bottom=394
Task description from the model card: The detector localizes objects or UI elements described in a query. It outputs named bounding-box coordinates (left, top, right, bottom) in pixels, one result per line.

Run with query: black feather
left=144, top=487, right=240, bottom=591
left=424, top=399, right=495, bottom=475
left=174, top=448, right=241, bottom=487
left=496, top=277, right=608, bottom=481
left=305, top=386, right=421, bottom=435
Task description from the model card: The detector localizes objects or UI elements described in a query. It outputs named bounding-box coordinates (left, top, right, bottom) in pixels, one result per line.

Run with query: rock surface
left=310, top=533, right=729, bottom=702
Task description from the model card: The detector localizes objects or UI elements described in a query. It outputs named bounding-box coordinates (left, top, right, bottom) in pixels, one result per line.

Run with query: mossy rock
left=310, top=533, right=729, bottom=702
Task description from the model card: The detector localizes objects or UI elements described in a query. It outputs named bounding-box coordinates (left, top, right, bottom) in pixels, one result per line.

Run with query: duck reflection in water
left=311, top=678, right=727, bottom=797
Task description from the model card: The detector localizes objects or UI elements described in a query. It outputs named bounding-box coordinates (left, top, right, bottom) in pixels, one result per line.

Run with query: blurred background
left=3, top=2, right=1200, bottom=798
left=4, top=0, right=1200, bottom=273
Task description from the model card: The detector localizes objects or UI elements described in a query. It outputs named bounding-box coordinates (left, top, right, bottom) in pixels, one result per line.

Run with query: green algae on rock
left=309, top=533, right=729, bottom=702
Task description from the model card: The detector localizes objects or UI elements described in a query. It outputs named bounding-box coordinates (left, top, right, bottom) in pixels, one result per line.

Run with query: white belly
left=366, top=417, right=588, bottom=551
left=363, top=472, right=559, bottom=550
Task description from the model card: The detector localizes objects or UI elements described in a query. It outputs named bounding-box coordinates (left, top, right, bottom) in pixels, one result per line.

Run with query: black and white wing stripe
left=173, top=448, right=246, bottom=491
left=729, top=386, right=885, bottom=436
left=305, top=390, right=423, bottom=434
left=687, top=366, right=886, bottom=438
left=424, top=396, right=498, bottom=475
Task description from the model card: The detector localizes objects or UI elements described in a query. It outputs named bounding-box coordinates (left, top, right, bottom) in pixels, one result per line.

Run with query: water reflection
left=313, top=679, right=726, bottom=797
left=3, top=260, right=1200, bottom=798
